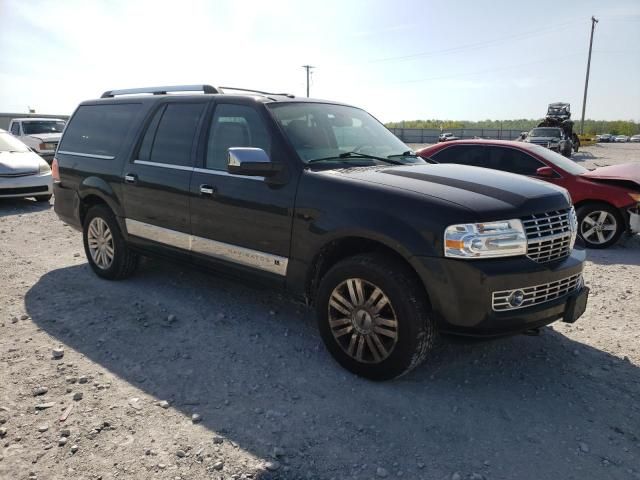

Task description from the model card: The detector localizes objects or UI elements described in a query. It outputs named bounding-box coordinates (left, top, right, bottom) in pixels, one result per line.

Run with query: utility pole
left=302, top=65, right=315, bottom=97
left=580, top=16, right=598, bottom=134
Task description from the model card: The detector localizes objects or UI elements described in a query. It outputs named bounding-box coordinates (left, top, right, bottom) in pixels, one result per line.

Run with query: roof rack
left=100, top=85, right=220, bottom=98
left=218, top=86, right=295, bottom=98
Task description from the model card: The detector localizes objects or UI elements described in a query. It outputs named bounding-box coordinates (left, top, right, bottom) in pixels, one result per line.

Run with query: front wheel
left=577, top=203, right=624, bottom=249
left=316, top=253, right=435, bottom=380
left=34, top=194, right=52, bottom=202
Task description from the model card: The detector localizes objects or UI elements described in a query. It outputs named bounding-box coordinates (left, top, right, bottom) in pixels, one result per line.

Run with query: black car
left=53, top=85, right=588, bottom=380
left=524, top=127, right=573, bottom=157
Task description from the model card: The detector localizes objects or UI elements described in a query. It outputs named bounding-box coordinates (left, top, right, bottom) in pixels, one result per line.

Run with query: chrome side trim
left=190, top=236, right=287, bottom=275
left=58, top=150, right=115, bottom=160
left=193, top=167, right=263, bottom=181
left=125, top=219, right=191, bottom=251
left=124, top=219, right=287, bottom=276
left=133, top=160, right=194, bottom=171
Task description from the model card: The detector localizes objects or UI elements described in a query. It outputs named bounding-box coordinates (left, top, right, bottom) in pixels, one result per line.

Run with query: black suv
left=53, top=85, right=589, bottom=380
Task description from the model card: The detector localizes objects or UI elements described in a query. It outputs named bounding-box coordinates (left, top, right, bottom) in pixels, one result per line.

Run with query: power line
left=390, top=52, right=583, bottom=85
left=362, top=20, right=580, bottom=65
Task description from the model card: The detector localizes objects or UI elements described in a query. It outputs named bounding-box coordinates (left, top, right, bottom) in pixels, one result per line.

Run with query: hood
left=581, top=163, right=640, bottom=187
left=28, top=133, right=61, bottom=142
left=328, top=163, right=569, bottom=216
left=0, top=151, right=42, bottom=175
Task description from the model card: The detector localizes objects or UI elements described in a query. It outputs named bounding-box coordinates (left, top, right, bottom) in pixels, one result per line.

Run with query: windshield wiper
left=307, top=151, right=403, bottom=165
left=387, top=150, right=418, bottom=159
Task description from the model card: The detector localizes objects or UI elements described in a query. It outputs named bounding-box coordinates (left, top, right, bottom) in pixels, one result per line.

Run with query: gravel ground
left=1, top=143, right=639, bottom=480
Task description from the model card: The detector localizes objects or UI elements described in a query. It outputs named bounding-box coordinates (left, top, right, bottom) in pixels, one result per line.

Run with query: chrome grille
left=522, top=208, right=576, bottom=263
left=492, top=273, right=582, bottom=311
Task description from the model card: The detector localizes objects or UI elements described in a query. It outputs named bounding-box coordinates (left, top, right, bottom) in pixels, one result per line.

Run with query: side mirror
left=536, top=166, right=556, bottom=178
left=227, top=147, right=281, bottom=177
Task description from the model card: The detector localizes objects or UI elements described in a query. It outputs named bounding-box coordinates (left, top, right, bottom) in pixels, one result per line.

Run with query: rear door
left=189, top=100, right=296, bottom=281
left=430, top=144, right=489, bottom=167
left=121, top=100, right=206, bottom=254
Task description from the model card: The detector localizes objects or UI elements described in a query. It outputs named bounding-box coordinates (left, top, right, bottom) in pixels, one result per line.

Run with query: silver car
left=0, top=129, right=53, bottom=202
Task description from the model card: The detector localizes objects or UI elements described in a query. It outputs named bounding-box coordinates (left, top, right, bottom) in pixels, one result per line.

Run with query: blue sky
left=0, top=0, right=638, bottom=122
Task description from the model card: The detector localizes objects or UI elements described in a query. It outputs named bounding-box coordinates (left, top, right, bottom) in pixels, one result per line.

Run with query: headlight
left=38, top=142, right=57, bottom=150
left=629, top=193, right=640, bottom=203
left=444, top=219, right=527, bottom=259
left=39, top=161, right=51, bottom=174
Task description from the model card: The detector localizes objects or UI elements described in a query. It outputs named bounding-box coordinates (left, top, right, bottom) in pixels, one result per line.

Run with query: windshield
left=530, top=128, right=561, bottom=137
left=0, top=132, right=30, bottom=153
left=268, top=103, right=423, bottom=165
left=21, top=120, right=66, bottom=135
left=527, top=144, right=588, bottom=175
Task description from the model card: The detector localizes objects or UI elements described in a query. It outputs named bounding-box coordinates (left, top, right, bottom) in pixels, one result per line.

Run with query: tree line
left=385, top=119, right=640, bottom=136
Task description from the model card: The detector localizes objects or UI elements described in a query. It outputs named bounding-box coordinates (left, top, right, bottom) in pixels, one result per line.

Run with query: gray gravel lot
left=1, top=143, right=639, bottom=480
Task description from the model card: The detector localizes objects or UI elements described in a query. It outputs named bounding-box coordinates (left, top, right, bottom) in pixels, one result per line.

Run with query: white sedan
left=0, top=129, right=53, bottom=202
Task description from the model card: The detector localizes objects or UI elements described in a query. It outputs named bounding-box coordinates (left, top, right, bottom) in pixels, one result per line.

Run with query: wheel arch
left=77, top=177, right=124, bottom=226
left=303, top=235, right=431, bottom=307
left=574, top=198, right=619, bottom=214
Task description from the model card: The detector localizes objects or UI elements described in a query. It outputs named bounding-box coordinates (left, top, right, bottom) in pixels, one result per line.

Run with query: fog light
left=508, top=290, right=525, bottom=307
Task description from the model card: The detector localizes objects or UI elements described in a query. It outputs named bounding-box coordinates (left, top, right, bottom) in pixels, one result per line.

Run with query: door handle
left=200, top=184, right=216, bottom=196
left=124, top=173, right=137, bottom=184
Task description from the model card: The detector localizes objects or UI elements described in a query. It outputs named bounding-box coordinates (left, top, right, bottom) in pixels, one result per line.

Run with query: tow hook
left=522, top=327, right=542, bottom=336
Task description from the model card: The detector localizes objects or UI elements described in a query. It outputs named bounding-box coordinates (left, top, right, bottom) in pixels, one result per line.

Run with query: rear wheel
left=577, top=203, right=624, bottom=249
left=316, top=253, right=435, bottom=380
left=83, top=205, right=139, bottom=279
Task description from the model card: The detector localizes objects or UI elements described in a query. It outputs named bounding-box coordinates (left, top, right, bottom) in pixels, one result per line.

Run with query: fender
left=78, top=176, right=125, bottom=219
left=287, top=206, right=443, bottom=299
left=308, top=206, right=440, bottom=260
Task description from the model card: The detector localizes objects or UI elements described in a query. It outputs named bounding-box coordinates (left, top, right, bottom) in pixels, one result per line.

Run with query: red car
left=417, top=140, right=640, bottom=248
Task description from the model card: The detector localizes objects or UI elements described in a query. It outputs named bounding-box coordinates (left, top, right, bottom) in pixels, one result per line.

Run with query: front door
left=121, top=100, right=206, bottom=254
left=189, top=101, right=297, bottom=282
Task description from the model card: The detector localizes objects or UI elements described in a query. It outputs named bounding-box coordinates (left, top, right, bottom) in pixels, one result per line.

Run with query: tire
left=34, top=194, right=52, bottom=202
left=316, top=253, right=435, bottom=380
left=576, top=203, right=624, bottom=249
left=83, top=204, right=139, bottom=279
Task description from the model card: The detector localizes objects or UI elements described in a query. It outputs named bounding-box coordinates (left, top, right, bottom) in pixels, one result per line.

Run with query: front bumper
left=53, top=182, right=83, bottom=230
left=413, top=247, right=587, bottom=336
left=0, top=173, right=52, bottom=198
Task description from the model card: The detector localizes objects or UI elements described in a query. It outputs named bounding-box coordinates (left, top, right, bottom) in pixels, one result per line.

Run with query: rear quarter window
left=58, top=104, right=141, bottom=158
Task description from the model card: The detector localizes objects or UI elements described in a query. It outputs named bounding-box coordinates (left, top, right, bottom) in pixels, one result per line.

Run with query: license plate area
left=563, top=287, right=589, bottom=323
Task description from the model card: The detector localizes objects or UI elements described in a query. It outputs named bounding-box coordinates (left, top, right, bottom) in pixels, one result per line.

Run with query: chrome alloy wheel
left=87, top=217, right=115, bottom=269
left=328, top=278, right=399, bottom=364
left=580, top=210, right=617, bottom=245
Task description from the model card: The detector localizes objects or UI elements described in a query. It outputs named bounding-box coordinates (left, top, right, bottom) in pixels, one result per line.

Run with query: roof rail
left=218, top=86, right=295, bottom=98
left=100, top=85, right=220, bottom=98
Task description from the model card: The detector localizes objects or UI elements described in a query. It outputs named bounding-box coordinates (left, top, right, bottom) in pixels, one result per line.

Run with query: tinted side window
left=10, top=123, right=20, bottom=135
left=58, top=104, right=141, bottom=158
left=487, top=147, right=544, bottom=175
left=137, top=105, right=165, bottom=162
left=206, top=104, right=271, bottom=170
left=431, top=145, right=487, bottom=167
left=145, top=103, right=205, bottom=167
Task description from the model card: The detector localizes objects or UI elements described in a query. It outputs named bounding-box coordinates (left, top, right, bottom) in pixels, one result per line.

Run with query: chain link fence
left=388, top=127, right=525, bottom=144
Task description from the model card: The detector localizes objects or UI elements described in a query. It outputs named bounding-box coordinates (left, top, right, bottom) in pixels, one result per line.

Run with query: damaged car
left=417, top=139, right=640, bottom=248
